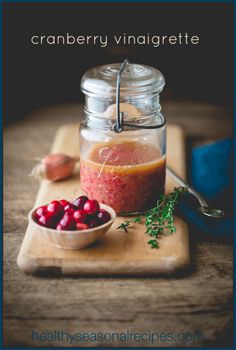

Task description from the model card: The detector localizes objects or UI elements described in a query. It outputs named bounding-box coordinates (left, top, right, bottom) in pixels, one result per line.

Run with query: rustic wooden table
left=3, top=102, right=233, bottom=347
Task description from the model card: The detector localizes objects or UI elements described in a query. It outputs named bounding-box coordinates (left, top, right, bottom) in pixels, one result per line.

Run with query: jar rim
left=84, top=109, right=166, bottom=131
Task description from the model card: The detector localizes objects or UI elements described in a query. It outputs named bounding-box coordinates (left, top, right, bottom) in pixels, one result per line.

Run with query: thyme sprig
left=117, top=187, right=188, bottom=248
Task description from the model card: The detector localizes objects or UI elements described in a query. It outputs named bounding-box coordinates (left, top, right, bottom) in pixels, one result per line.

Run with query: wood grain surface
left=3, top=102, right=233, bottom=347
left=17, top=123, right=189, bottom=276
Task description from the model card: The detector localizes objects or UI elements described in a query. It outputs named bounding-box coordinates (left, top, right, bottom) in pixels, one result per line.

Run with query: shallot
left=30, top=153, right=79, bottom=181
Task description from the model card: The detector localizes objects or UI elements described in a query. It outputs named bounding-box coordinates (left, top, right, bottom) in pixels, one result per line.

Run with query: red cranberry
left=73, top=195, right=88, bottom=209
left=38, top=212, right=56, bottom=228
left=76, top=222, right=89, bottom=230
left=64, top=203, right=76, bottom=211
left=59, top=199, right=71, bottom=208
left=97, top=209, right=111, bottom=224
left=56, top=224, right=63, bottom=230
left=35, top=205, right=47, bottom=219
left=65, top=208, right=75, bottom=216
left=73, top=210, right=87, bottom=223
left=47, top=200, right=63, bottom=217
left=59, top=212, right=76, bottom=230
left=83, top=199, right=100, bottom=215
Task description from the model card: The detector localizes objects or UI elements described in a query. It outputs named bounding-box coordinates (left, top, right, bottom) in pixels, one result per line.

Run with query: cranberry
left=35, top=205, right=47, bottom=219
left=64, top=203, right=76, bottom=211
left=97, top=209, right=111, bottom=224
left=56, top=224, right=63, bottom=230
left=59, top=212, right=76, bottom=230
left=73, top=210, right=87, bottom=223
left=83, top=199, right=100, bottom=215
left=73, top=195, right=88, bottom=209
left=47, top=200, right=63, bottom=217
left=76, top=222, right=89, bottom=230
left=59, top=199, right=71, bottom=208
left=65, top=208, right=75, bottom=216
left=38, top=212, right=56, bottom=228
left=89, top=218, right=100, bottom=228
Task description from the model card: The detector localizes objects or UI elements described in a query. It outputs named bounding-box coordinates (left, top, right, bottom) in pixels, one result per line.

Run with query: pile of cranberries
left=34, top=196, right=111, bottom=231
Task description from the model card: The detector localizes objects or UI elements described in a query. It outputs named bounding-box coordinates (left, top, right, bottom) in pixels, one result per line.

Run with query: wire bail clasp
left=113, top=59, right=166, bottom=133
left=113, top=59, right=129, bottom=133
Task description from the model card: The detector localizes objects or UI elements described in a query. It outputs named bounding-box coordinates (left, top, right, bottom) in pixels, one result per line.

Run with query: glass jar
left=79, top=61, right=166, bottom=215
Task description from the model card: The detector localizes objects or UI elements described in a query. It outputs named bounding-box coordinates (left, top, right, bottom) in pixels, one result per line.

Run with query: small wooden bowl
left=28, top=203, right=116, bottom=249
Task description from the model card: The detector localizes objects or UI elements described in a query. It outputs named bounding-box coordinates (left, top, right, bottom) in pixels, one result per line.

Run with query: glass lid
left=81, top=62, right=165, bottom=97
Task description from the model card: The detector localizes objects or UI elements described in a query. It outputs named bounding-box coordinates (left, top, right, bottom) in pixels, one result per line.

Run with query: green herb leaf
left=148, top=239, right=159, bottom=249
left=117, top=186, right=188, bottom=248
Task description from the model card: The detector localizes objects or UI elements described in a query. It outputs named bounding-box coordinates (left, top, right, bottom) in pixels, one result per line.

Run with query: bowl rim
left=28, top=203, right=116, bottom=234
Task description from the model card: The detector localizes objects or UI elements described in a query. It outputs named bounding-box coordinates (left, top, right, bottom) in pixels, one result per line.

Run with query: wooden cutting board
left=17, top=123, right=189, bottom=275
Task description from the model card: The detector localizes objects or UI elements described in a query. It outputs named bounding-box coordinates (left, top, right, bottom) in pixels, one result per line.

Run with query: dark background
left=2, top=2, right=234, bottom=124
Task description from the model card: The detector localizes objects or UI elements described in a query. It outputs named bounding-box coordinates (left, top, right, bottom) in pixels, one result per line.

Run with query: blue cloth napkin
left=178, top=138, right=233, bottom=236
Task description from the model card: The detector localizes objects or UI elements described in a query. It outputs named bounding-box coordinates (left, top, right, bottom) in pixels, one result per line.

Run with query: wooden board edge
left=17, top=223, right=190, bottom=276
left=17, top=226, right=38, bottom=274
left=17, top=255, right=191, bottom=276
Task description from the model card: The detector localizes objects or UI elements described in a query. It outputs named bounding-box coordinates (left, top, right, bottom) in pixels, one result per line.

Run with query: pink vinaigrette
left=80, top=62, right=167, bottom=214
left=80, top=141, right=166, bottom=214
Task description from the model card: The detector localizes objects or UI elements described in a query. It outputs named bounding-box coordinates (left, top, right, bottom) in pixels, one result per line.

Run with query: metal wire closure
left=113, top=59, right=166, bottom=133
left=113, top=59, right=128, bottom=133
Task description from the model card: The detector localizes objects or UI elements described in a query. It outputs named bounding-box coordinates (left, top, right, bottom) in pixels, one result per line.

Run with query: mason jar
left=79, top=61, right=166, bottom=215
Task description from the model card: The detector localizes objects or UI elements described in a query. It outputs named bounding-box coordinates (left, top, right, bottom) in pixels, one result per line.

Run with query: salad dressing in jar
left=80, top=60, right=166, bottom=215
